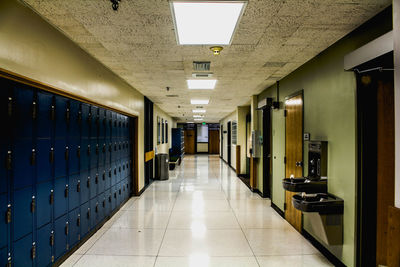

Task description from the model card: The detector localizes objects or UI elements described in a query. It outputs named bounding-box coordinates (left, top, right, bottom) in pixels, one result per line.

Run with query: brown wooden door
left=184, top=129, right=195, bottom=154
left=208, top=130, right=219, bottom=154
left=285, top=93, right=303, bottom=232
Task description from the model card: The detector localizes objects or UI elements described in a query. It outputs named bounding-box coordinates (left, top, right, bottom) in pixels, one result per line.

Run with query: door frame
left=227, top=121, right=232, bottom=166
left=220, top=125, right=224, bottom=158
left=262, top=105, right=272, bottom=198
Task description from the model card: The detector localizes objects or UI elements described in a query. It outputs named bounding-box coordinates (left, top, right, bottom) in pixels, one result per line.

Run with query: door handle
left=295, top=161, right=303, bottom=167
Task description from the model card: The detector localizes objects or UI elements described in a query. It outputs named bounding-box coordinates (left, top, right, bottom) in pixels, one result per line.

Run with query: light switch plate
left=304, top=132, right=310, bottom=141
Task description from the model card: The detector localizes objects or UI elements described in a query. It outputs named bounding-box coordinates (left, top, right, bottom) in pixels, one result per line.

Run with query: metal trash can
left=156, top=153, right=169, bottom=180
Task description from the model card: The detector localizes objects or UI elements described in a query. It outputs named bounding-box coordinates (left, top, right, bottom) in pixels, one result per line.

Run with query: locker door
left=111, top=163, right=117, bottom=186
left=0, top=194, right=8, bottom=250
left=98, top=108, right=106, bottom=147
left=106, top=142, right=112, bottom=166
left=0, top=246, right=7, bottom=267
left=99, top=142, right=106, bottom=168
left=111, top=185, right=117, bottom=211
left=37, top=92, right=53, bottom=139
left=0, top=143, right=8, bottom=194
left=80, top=172, right=89, bottom=204
left=99, top=193, right=106, bottom=222
left=13, top=86, right=34, bottom=139
left=36, top=140, right=52, bottom=183
left=36, top=181, right=52, bottom=228
left=80, top=139, right=89, bottom=172
left=117, top=182, right=122, bottom=207
left=69, top=174, right=80, bottom=210
left=90, top=139, right=98, bottom=168
left=54, top=215, right=68, bottom=259
left=80, top=202, right=90, bottom=237
left=54, top=140, right=67, bottom=179
left=13, top=188, right=33, bottom=241
left=68, top=208, right=80, bottom=248
left=104, top=166, right=111, bottom=190
left=69, top=100, right=80, bottom=140
left=81, top=104, right=90, bottom=138
left=90, top=198, right=98, bottom=228
left=90, top=168, right=98, bottom=199
left=55, top=96, right=67, bottom=139
left=13, top=235, right=34, bottom=267
left=98, top=169, right=105, bottom=195
left=36, top=224, right=53, bottom=267
left=54, top=177, right=68, bottom=219
left=105, top=189, right=112, bottom=216
left=69, top=140, right=80, bottom=175
left=117, top=160, right=122, bottom=183
left=111, top=112, right=117, bottom=141
left=13, top=140, right=35, bottom=190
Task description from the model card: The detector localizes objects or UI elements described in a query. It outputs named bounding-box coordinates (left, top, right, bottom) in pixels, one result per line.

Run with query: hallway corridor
left=61, top=155, right=332, bottom=267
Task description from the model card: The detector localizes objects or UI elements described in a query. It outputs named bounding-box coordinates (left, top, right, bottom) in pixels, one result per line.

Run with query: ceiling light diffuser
left=191, top=99, right=209, bottom=105
left=187, top=79, right=217, bottom=90
left=194, top=118, right=204, bottom=121
left=193, top=115, right=204, bottom=118
left=171, top=1, right=247, bottom=45
left=193, top=110, right=206, bottom=113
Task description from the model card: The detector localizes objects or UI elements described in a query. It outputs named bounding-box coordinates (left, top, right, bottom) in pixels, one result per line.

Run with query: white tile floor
left=61, top=155, right=333, bottom=267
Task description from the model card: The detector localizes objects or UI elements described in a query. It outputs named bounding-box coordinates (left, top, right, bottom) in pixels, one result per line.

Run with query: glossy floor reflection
left=61, top=155, right=333, bottom=267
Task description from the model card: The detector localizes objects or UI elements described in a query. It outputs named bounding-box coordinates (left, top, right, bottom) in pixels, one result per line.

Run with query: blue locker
left=99, top=142, right=106, bottom=167
left=13, top=234, right=33, bottom=267
left=54, top=215, right=68, bottom=259
left=0, top=194, right=8, bottom=249
left=54, top=177, right=68, bottom=219
left=90, top=168, right=98, bottom=198
left=37, top=92, right=53, bottom=139
left=81, top=104, right=90, bottom=138
left=80, top=139, right=89, bottom=172
left=0, top=143, right=8, bottom=194
left=13, top=188, right=33, bottom=241
left=55, top=96, right=68, bottom=139
left=80, top=202, right=90, bottom=237
left=12, top=140, right=34, bottom=190
left=99, top=193, right=106, bottom=222
left=36, top=181, right=52, bottom=228
left=98, top=108, right=106, bottom=142
left=106, top=142, right=112, bottom=165
left=90, top=106, right=99, bottom=137
left=90, top=198, right=98, bottom=228
left=111, top=185, right=117, bottom=211
left=36, top=224, right=53, bottom=267
left=90, top=139, right=98, bottom=167
left=54, top=139, right=67, bottom=178
left=36, top=140, right=52, bottom=183
left=111, top=163, right=117, bottom=186
left=98, top=169, right=106, bottom=195
left=111, top=112, right=117, bottom=140
left=105, top=165, right=111, bottom=190
left=0, top=246, right=7, bottom=267
left=80, top=172, right=89, bottom=204
left=69, top=141, right=80, bottom=174
left=105, top=189, right=112, bottom=217
left=116, top=182, right=122, bottom=207
left=68, top=174, right=80, bottom=210
left=69, top=100, right=80, bottom=139
left=117, top=160, right=122, bottom=183
left=68, top=208, right=80, bottom=248
left=13, top=86, right=34, bottom=139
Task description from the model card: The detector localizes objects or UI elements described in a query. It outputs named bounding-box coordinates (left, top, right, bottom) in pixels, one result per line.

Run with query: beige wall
left=0, top=0, right=166, bottom=192
left=394, top=0, right=400, bottom=208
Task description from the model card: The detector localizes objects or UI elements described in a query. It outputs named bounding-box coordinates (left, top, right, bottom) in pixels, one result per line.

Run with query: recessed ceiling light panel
left=170, top=1, right=247, bottom=45
left=187, top=79, right=217, bottom=89
left=194, top=118, right=204, bottom=121
left=193, top=115, right=204, bottom=118
left=191, top=99, right=209, bottom=105
left=193, top=109, right=206, bottom=113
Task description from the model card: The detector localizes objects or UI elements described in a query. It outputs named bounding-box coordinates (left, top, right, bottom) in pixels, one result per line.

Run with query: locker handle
left=65, top=222, right=69, bottom=235
left=102, top=144, right=106, bottom=153
left=77, top=215, right=80, bottom=226
left=6, top=151, right=12, bottom=170
left=6, top=206, right=11, bottom=224
left=119, top=166, right=121, bottom=173
left=87, top=208, right=90, bottom=219
left=66, top=108, right=70, bottom=123
left=65, top=185, right=69, bottom=198
left=31, top=243, right=36, bottom=259
left=77, top=146, right=81, bottom=158
left=32, top=102, right=37, bottom=120
left=109, top=170, right=112, bottom=178
left=87, top=113, right=92, bottom=123
left=7, top=257, right=11, bottom=267
left=77, top=181, right=81, bottom=192
left=50, top=232, right=54, bottom=246
left=108, top=144, right=112, bottom=152
left=49, top=149, right=54, bottom=164
left=87, top=145, right=91, bottom=156
left=30, top=149, right=36, bottom=166
left=119, top=189, right=121, bottom=195
left=114, top=192, right=116, bottom=199
left=95, top=174, right=98, bottom=184
left=8, top=97, right=12, bottom=117
left=102, top=171, right=106, bottom=181
left=87, top=177, right=90, bottom=188
left=102, top=200, right=105, bottom=208
left=51, top=105, right=55, bottom=121
left=95, top=203, right=99, bottom=213
left=50, top=190, right=54, bottom=205
left=96, top=145, right=99, bottom=155
left=114, top=168, right=117, bottom=175
left=119, top=144, right=121, bottom=150
left=78, top=111, right=82, bottom=124
left=65, top=147, right=69, bottom=161
left=31, top=197, right=36, bottom=213
left=108, top=196, right=111, bottom=203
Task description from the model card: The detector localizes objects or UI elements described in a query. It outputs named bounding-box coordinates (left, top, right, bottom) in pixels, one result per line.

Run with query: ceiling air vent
left=193, top=61, right=211, bottom=71
left=192, top=73, right=213, bottom=78
left=263, top=62, right=286, bottom=68
left=166, top=95, right=179, bottom=97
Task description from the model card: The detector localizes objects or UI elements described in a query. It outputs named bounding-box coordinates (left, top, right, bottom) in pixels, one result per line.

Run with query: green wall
left=257, top=8, right=392, bottom=267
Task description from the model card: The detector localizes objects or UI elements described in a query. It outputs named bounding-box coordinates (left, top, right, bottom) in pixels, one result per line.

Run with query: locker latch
left=96, top=144, right=99, bottom=155
left=6, top=151, right=12, bottom=170
left=119, top=189, right=121, bottom=195
left=49, top=148, right=54, bottom=164
left=123, top=185, right=125, bottom=192
left=65, top=185, right=69, bottom=198
left=109, top=170, right=112, bottom=178
left=95, top=203, right=99, bottom=213
left=108, top=144, right=112, bottom=152
left=102, top=200, right=105, bottom=208
left=31, top=196, right=36, bottom=213
left=65, top=222, right=69, bottom=235
left=87, top=145, right=91, bottom=156
left=50, top=190, right=54, bottom=205
left=6, top=204, right=11, bottom=224
left=78, top=111, right=82, bottom=124
left=108, top=196, right=111, bottom=203
left=77, top=180, right=81, bottom=192
left=65, top=147, right=69, bottom=161
left=87, top=208, right=90, bottom=219
left=114, top=168, right=117, bottom=175
left=50, top=105, right=55, bottom=121
left=114, top=192, right=116, bottom=199
left=119, top=166, right=121, bottom=173
left=95, top=174, right=98, bottom=184
left=50, top=231, right=54, bottom=246
left=8, top=97, right=12, bottom=117
left=77, top=214, right=80, bottom=226
left=102, top=144, right=106, bottom=153
left=102, top=171, right=106, bottom=181
left=87, top=177, right=90, bottom=188
left=30, top=149, right=36, bottom=166
left=87, top=112, right=92, bottom=123
left=32, top=101, right=37, bottom=120
left=31, top=242, right=36, bottom=259
left=66, top=108, right=70, bottom=123
left=7, top=256, right=11, bottom=267
left=77, top=146, right=81, bottom=158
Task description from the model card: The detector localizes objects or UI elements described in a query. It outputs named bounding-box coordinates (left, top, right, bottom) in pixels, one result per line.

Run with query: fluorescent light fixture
left=187, top=79, right=217, bottom=90
left=194, top=118, right=204, bottom=121
left=187, top=122, right=194, bottom=123
left=171, top=1, right=247, bottom=45
left=193, top=109, right=206, bottom=113
left=191, top=99, right=209, bottom=105
left=193, top=115, right=203, bottom=118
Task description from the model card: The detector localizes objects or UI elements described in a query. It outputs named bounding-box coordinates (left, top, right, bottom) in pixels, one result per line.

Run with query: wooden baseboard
left=387, top=206, right=400, bottom=267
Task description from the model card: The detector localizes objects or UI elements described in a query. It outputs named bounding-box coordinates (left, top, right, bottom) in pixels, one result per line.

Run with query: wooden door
left=184, top=129, right=195, bottom=154
left=208, top=130, right=219, bottom=154
left=227, top=122, right=231, bottom=165
left=285, top=93, right=303, bottom=232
